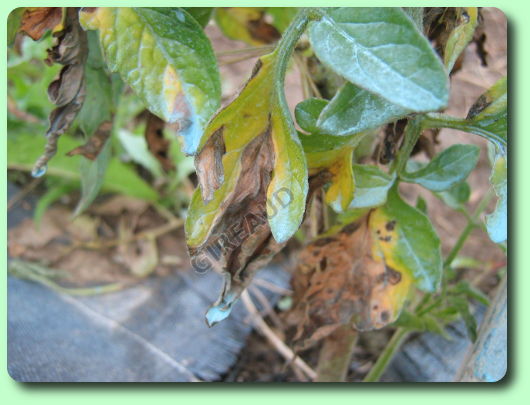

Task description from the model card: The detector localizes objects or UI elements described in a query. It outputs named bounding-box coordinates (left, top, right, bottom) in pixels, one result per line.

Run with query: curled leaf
left=444, top=8, right=478, bottom=72
left=67, top=121, right=112, bottom=160
left=32, top=7, right=88, bottom=178
left=20, top=7, right=64, bottom=41
left=186, top=53, right=309, bottom=325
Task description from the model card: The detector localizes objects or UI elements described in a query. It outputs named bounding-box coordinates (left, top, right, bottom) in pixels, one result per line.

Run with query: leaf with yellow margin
left=185, top=52, right=308, bottom=325
left=444, top=7, right=478, bottom=73
left=79, top=7, right=221, bottom=154
left=306, top=147, right=355, bottom=212
left=214, top=7, right=280, bottom=46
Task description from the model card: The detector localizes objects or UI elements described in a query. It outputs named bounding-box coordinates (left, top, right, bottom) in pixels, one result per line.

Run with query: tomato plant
left=8, top=7, right=507, bottom=382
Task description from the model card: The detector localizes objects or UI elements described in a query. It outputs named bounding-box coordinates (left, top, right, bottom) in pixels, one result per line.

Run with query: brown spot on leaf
left=385, top=220, right=397, bottom=231
left=195, top=126, right=226, bottom=203
left=67, top=121, right=112, bottom=160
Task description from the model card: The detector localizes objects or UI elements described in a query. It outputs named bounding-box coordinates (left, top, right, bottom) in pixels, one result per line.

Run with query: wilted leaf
left=316, top=82, right=410, bottom=136
left=401, top=144, right=480, bottom=191
left=67, top=121, right=112, bottom=160
left=214, top=7, right=280, bottom=45
left=19, top=7, right=63, bottom=41
left=185, top=53, right=309, bottom=325
left=306, top=147, right=354, bottom=211
left=309, top=7, right=449, bottom=112
left=32, top=7, right=88, bottom=177
left=371, top=187, right=442, bottom=292
left=467, top=76, right=507, bottom=145
left=486, top=153, right=507, bottom=243
left=348, top=164, right=395, bottom=209
left=288, top=215, right=414, bottom=349
left=80, top=7, right=221, bottom=155
left=444, top=8, right=478, bottom=72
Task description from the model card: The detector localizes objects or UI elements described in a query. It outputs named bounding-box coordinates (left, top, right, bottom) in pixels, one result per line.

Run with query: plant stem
left=316, top=325, right=358, bottom=382
left=363, top=327, right=409, bottom=382
left=443, top=189, right=495, bottom=269
left=423, top=113, right=506, bottom=151
left=390, top=116, right=424, bottom=175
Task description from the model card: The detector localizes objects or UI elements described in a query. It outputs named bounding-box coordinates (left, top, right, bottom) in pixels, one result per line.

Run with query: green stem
left=443, top=189, right=495, bottom=269
left=423, top=113, right=506, bottom=151
left=363, top=327, right=409, bottom=382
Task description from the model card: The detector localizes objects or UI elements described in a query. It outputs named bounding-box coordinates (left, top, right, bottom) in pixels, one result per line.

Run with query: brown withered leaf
left=20, top=7, right=63, bottom=41
left=287, top=214, right=412, bottom=350
left=67, top=121, right=112, bottom=160
left=32, top=7, right=88, bottom=177
left=144, top=112, right=174, bottom=171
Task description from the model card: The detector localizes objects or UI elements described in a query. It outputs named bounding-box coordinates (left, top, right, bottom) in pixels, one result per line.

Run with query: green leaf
left=267, top=7, right=299, bottom=33
left=349, top=164, right=395, bottom=209
left=309, top=7, right=449, bottom=112
left=8, top=126, right=158, bottom=202
left=444, top=8, right=478, bottom=72
left=294, top=97, right=328, bottom=134
left=7, top=7, right=25, bottom=47
left=182, top=7, right=213, bottom=28
left=75, top=141, right=111, bottom=215
left=416, top=195, right=428, bottom=214
left=402, top=7, right=424, bottom=32
left=486, top=153, right=507, bottom=243
left=80, top=7, right=221, bottom=155
left=76, top=33, right=113, bottom=138
left=371, top=186, right=443, bottom=291
left=316, top=82, right=410, bottom=136
left=451, top=281, right=490, bottom=307
left=401, top=144, right=480, bottom=191
left=394, top=310, right=426, bottom=331
left=468, top=77, right=507, bottom=145
left=117, top=129, right=163, bottom=177
left=434, top=181, right=471, bottom=210
left=450, top=296, right=478, bottom=342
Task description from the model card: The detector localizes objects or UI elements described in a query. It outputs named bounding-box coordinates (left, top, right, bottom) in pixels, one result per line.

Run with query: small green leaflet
left=80, top=7, right=221, bottom=155
left=309, top=7, right=449, bottom=112
left=401, top=144, right=480, bottom=192
left=349, top=164, right=395, bottom=209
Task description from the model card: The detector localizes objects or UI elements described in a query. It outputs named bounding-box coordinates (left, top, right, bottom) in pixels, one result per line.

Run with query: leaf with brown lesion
left=31, top=7, right=88, bottom=177
left=287, top=213, right=414, bottom=350
left=215, top=7, right=280, bottom=46
left=66, top=121, right=112, bottom=160
left=185, top=52, right=309, bottom=325
left=20, top=7, right=64, bottom=41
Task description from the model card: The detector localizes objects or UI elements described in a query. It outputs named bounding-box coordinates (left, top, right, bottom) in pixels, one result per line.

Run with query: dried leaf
left=20, top=7, right=63, bottom=41
left=67, top=121, right=112, bottom=160
left=288, top=216, right=413, bottom=349
left=32, top=7, right=88, bottom=178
